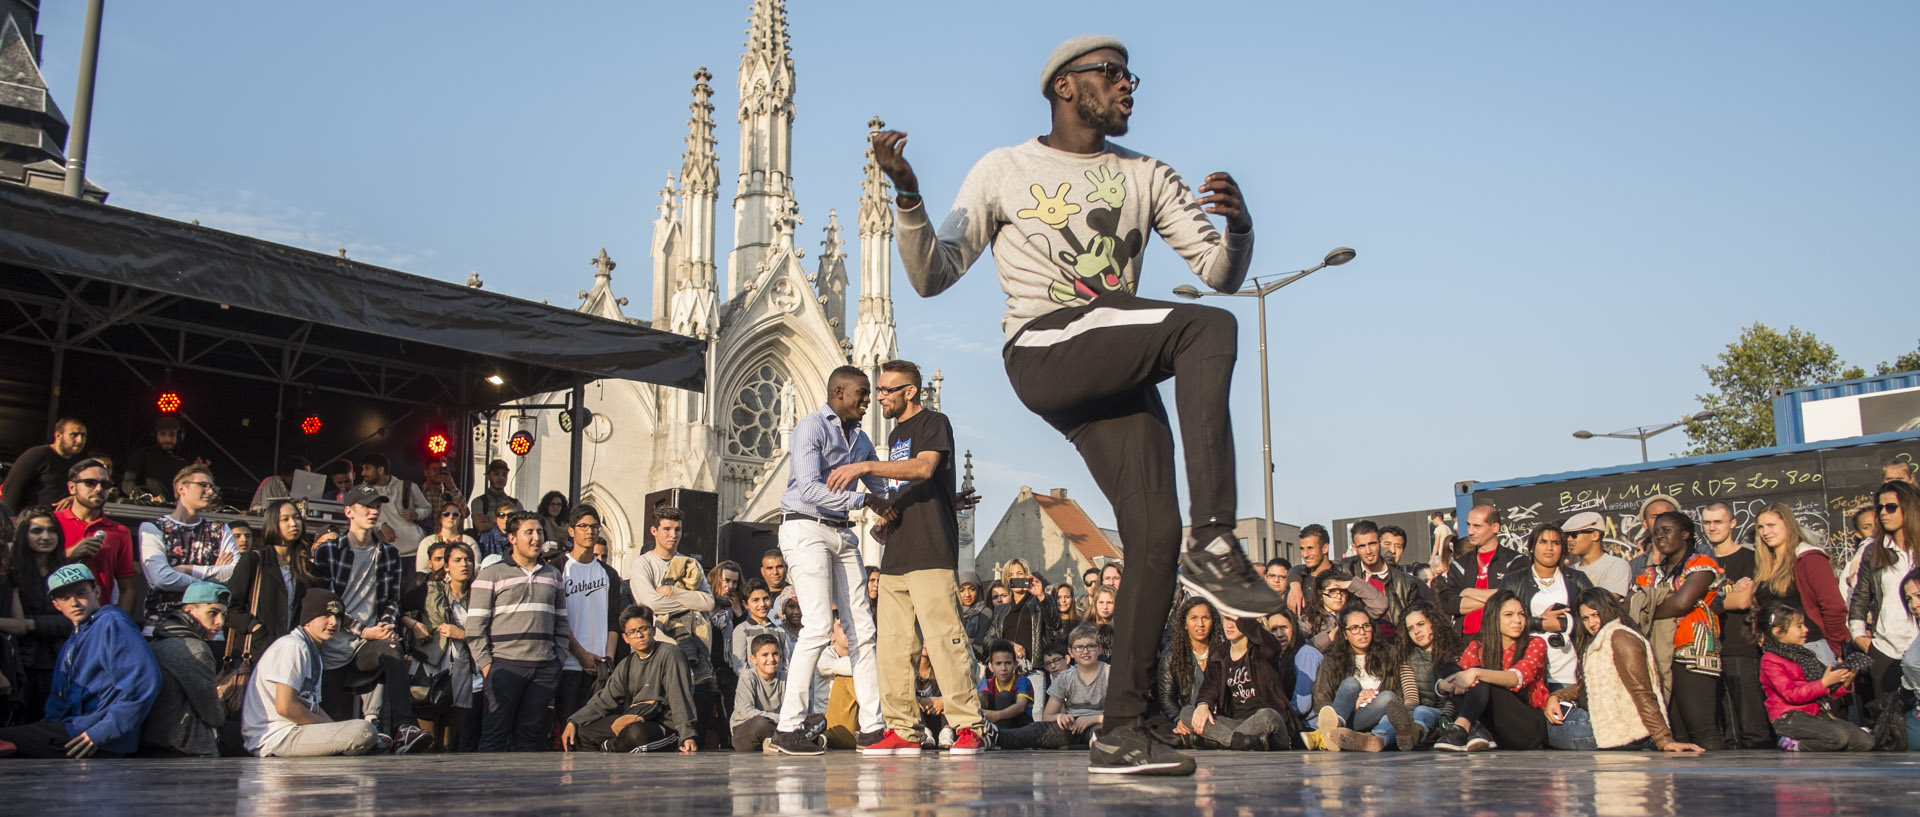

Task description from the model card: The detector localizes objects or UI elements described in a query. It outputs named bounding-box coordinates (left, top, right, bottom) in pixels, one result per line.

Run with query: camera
left=1008, top=578, right=1031, bottom=590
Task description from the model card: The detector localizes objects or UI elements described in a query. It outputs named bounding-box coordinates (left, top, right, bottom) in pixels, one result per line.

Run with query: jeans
left=479, top=657, right=561, bottom=752
left=775, top=519, right=882, bottom=734
left=1179, top=704, right=1291, bottom=749
left=263, top=719, right=380, bottom=757
left=1774, top=711, right=1873, bottom=752
left=1317, top=678, right=1393, bottom=731
left=1373, top=705, right=1443, bottom=745
left=1546, top=705, right=1598, bottom=750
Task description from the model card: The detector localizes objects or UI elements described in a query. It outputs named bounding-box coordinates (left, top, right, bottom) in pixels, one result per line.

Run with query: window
left=728, top=363, right=789, bottom=459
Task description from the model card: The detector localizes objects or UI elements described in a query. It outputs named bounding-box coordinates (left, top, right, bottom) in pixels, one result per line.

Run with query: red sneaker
left=949, top=727, right=985, bottom=755
left=859, top=729, right=923, bottom=756
left=0, top=738, right=15, bottom=758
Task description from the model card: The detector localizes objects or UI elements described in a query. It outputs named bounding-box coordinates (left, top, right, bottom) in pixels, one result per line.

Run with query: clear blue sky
left=33, top=1, right=1919, bottom=532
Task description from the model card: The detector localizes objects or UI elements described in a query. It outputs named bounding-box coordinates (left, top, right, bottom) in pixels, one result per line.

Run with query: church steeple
left=728, top=0, right=799, bottom=298
left=852, top=116, right=897, bottom=370
left=816, top=210, right=848, bottom=345
left=678, top=68, right=719, bottom=315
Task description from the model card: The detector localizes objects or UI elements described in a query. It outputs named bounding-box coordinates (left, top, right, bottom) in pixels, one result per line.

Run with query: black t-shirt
left=1, top=445, right=80, bottom=509
left=877, top=408, right=958, bottom=575
left=1716, top=546, right=1758, bottom=659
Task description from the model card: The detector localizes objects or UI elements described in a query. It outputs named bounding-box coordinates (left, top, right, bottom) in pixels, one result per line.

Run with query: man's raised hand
left=870, top=130, right=921, bottom=201
left=1194, top=172, right=1251, bottom=233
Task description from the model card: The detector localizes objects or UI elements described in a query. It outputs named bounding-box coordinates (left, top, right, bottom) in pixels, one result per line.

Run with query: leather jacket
left=1341, top=557, right=1434, bottom=624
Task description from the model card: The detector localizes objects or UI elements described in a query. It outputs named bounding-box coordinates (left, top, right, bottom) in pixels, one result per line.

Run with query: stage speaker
left=720, top=521, right=781, bottom=575
left=644, top=487, right=720, bottom=566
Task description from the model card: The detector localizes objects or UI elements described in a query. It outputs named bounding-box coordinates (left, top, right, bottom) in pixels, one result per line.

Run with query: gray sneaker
left=1178, top=535, right=1285, bottom=619
left=771, top=729, right=826, bottom=756
left=1088, top=724, right=1196, bottom=776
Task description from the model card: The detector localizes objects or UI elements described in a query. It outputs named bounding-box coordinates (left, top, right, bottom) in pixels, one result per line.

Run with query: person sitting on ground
left=1188, top=615, right=1299, bottom=750
left=1391, top=602, right=1459, bottom=750
left=1433, top=589, right=1549, bottom=752
left=1263, top=608, right=1321, bottom=719
left=1038, top=625, right=1110, bottom=747
left=979, top=638, right=1045, bottom=748
left=957, top=572, right=993, bottom=662
left=1303, top=569, right=1386, bottom=652
left=140, top=581, right=230, bottom=757
left=1157, top=597, right=1220, bottom=736
left=0, top=564, right=159, bottom=759
left=1544, top=587, right=1702, bottom=753
left=1756, top=599, right=1874, bottom=752
left=1, top=507, right=77, bottom=721
left=913, top=648, right=951, bottom=748
left=1303, top=606, right=1416, bottom=753
left=241, top=589, right=380, bottom=757
left=731, top=633, right=787, bottom=752
left=562, top=605, right=697, bottom=754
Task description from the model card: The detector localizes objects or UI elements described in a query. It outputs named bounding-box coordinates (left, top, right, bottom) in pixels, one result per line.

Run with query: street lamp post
left=1572, top=410, right=1716, bottom=462
left=1174, top=246, right=1355, bottom=564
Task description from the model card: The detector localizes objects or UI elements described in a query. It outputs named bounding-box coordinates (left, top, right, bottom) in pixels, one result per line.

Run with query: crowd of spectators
left=2, top=436, right=1918, bottom=759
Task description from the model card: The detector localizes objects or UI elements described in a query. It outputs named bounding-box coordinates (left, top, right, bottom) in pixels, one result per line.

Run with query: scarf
left=1762, top=640, right=1841, bottom=711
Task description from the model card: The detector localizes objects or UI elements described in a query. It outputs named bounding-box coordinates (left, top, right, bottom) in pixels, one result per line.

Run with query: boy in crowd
left=0, top=564, right=158, bottom=758
left=1042, top=625, right=1110, bottom=746
left=731, top=633, right=787, bottom=752
left=311, top=484, right=427, bottom=752
left=241, top=590, right=381, bottom=757
left=555, top=505, right=623, bottom=736
left=469, top=510, right=571, bottom=752
left=563, top=605, right=696, bottom=754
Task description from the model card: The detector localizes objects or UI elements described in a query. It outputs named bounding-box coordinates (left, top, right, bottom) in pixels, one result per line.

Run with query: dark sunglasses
left=70, top=478, right=109, bottom=489
left=1058, top=61, right=1139, bottom=88
left=441, top=511, right=463, bottom=518
left=1882, top=503, right=1903, bottom=514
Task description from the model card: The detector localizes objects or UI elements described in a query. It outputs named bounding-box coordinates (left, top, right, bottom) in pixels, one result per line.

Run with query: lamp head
left=1690, top=410, right=1715, bottom=422
left=1324, top=247, right=1356, bottom=267
left=1572, top=430, right=1594, bottom=440
left=1171, top=285, right=1203, bottom=300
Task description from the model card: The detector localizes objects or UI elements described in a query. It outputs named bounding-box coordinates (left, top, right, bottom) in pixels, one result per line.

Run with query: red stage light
left=156, top=392, right=181, bottom=413
left=426, top=432, right=451, bottom=456
left=507, top=430, right=534, bottom=456
left=301, top=415, right=323, bottom=435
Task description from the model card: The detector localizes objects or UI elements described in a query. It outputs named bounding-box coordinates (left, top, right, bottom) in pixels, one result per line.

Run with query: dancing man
left=872, top=34, right=1274, bottom=775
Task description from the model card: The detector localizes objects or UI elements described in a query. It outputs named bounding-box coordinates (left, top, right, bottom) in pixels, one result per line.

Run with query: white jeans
left=776, top=519, right=882, bottom=733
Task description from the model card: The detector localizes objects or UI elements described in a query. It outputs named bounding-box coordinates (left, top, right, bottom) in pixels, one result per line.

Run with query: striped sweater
left=466, top=559, right=571, bottom=670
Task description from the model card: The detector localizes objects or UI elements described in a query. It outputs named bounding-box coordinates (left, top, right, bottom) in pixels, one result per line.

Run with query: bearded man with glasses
left=57, top=458, right=137, bottom=613
left=872, top=34, right=1266, bottom=775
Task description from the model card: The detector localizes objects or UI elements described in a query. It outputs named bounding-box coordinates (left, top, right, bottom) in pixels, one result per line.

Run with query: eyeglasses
left=1882, top=503, right=1903, bottom=515
left=180, top=481, right=215, bottom=491
left=1323, top=589, right=1349, bottom=597
left=623, top=628, right=652, bottom=637
left=1071, top=643, right=1100, bottom=652
left=875, top=383, right=912, bottom=396
left=573, top=523, right=602, bottom=531
left=70, top=478, right=109, bottom=489
left=1058, top=61, right=1139, bottom=89
left=1343, top=624, right=1372, bottom=634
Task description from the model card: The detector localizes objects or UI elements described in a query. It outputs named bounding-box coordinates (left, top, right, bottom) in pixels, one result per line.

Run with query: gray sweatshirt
left=896, top=137, right=1253, bottom=341
left=731, top=669, right=785, bottom=729
left=568, top=641, right=696, bottom=740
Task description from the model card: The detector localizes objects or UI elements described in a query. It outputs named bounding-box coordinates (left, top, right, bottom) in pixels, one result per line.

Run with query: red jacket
left=1791, top=547, right=1850, bottom=657
left=1460, top=636, right=1550, bottom=709
left=1759, top=651, right=1850, bottom=722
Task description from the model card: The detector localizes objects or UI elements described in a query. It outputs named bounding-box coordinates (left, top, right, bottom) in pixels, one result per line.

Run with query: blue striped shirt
left=780, top=404, right=886, bottom=521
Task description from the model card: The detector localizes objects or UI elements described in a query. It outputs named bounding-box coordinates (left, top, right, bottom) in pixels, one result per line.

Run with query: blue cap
left=46, top=563, right=97, bottom=593
left=183, top=581, right=233, bottom=605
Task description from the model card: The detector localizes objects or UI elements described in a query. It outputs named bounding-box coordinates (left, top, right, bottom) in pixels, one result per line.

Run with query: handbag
left=410, top=588, right=458, bottom=719
left=219, top=559, right=267, bottom=719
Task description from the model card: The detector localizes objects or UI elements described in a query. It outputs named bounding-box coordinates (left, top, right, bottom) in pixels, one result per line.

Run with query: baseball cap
left=1563, top=512, right=1606, bottom=535
left=1040, top=34, right=1128, bottom=97
left=342, top=484, right=390, bottom=508
left=299, top=588, right=346, bottom=626
left=46, top=563, right=97, bottom=594
left=480, top=554, right=504, bottom=570
left=183, top=581, right=233, bottom=606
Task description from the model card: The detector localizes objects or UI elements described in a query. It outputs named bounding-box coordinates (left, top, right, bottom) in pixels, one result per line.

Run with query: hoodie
left=142, top=609, right=225, bottom=757
left=47, top=604, right=162, bottom=755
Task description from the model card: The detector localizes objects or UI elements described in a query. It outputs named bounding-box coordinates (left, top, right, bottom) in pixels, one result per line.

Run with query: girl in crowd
left=0, top=507, right=73, bottom=720
left=1756, top=599, right=1873, bottom=751
left=1545, top=587, right=1703, bottom=753
left=225, top=499, right=320, bottom=668
left=1264, top=608, right=1322, bottom=719
left=419, top=540, right=479, bottom=751
left=415, top=498, right=477, bottom=575
left=1434, top=590, right=1549, bottom=751
left=1305, top=607, right=1416, bottom=752
left=1084, top=585, right=1118, bottom=660
left=957, top=573, right=993, bottom=662
left=1046, top=583, right=1077, bottom=647
left=988, top=581, right=1010, bottom=608
left=1393, top=602, right=1459, bottom=750
left=1743, top=505, right=1850, bottom=657
left=1634, top=511, right=1725, bottom=750
left=536, top=491, right=571, bottom=545
left=1189, top=615, right=1300, bottom=750
left=1900, top=568, right=1920, bottom=751
left=1159, top=597, right=1221, bottom=734
left=1303, top=570, right=1387, bottom=652
left=1849, top=481, right=1920, bottom=707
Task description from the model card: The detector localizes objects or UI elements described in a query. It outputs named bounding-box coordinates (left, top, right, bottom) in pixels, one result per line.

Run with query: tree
left=1684, top=323, right=1857, bottom=455
left=1876, top=340, right=1920, bottom=376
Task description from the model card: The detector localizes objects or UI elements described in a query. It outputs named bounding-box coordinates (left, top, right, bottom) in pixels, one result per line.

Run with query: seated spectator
left=1188, top=615, right=1298, bottom=750
left=1391, top=603, right=1458, bottom=750
left=978, top=638, right=1034, bottom=730
left=913, top=649, right=950, bottom=748
left=1039, top=625, right=1109, bottom=746
left=1157, top=597, right=1220, bottom=733
left=1900, top=568, right=1920, bottom=750
left=1303, top=607, right=1413, bottom=752
left=56, top=458, right=136, bottom=614
left=321, top=459, right=355, bottom=503
left=122, top=417, right=189, bottom=502
left=1756, top=599, right=1874, bottom=751
left=562, top=605, right=696, bottom=754
left=1434, top=590, right=1549, bottom=751
left=731, top=581, right=787, bottom=677
left=988, top=581, right=1010, bottom=608
left=1263, top=609, right=1319, bottom=719
left=1046, top=583, right=1078, bottom=649
left=956, top=572, right=992, bottom=661
left=0, top=564, right=160, bottom=758
left=1303, top=570, right=1387, bottom=652
left=1545, top=587, right=1702, bottom=753
left=1033, top=642, right=1070, bottom=719
left=2, top=507, right=77, bottom=721
left=241, top=590, right=380, bottom=757
left=141, top=581, right=230, bottom=757
left=136, top=465, right=238, bottom=628
left=731, top=633, right=787, bottom=752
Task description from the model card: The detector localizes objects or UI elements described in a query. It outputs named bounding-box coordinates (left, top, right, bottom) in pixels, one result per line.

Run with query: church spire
left=852, top=116, right=897, bottom=371
left=681, top=68, right=718, bottom=195
left=679, top=68, right=719, bottom=298
left=817, top=210, right=848, bottom=345
left=728, top=0, right=798, bottom=298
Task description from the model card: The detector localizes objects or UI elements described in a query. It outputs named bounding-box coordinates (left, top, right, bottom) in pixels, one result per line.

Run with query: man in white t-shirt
left=242, top=589, right=379, bottom=757
left=1563, top=512, right=1631, bottom=597
left=556, top=504, right=624, bottom=726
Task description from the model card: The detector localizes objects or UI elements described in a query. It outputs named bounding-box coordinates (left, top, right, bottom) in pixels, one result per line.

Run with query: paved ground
left=9, top=750, right=1920, bottom=816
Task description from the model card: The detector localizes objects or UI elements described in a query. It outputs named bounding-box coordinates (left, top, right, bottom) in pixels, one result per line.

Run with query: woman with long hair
left=1262, top=607, right=1321, bottom=719
left=224, top=499, right=320, bottom=667
left=536, top=491, right=570, bottom=545
left=1303, top=607, right=1417, bottom=752
left=1747, top=505, right=1849, bottom=656
left=1434, top=589, right=1550, bottom=751
left=1633, top=510, right=1725, bottom=750
left=1158, top=596, right=1221, bottom=735
left=1391, top=602, right=1459, bottom=750
left=415, top=498, right=478, bottom=575
left=0, top=507, right=74, bottom=720
left=1046, top=583, right=1077, bottom=645
left=1303, top=569, right=1387, bottom=652
left=1545, top=587, right=1703, bottom=752
left=1848, top=481, right=1920, bottom=708
left=420, top=540, right=480, bottom=751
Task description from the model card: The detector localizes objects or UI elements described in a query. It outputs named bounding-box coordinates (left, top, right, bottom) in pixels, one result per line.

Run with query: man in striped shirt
left=468, top=509, right=571, bottom=752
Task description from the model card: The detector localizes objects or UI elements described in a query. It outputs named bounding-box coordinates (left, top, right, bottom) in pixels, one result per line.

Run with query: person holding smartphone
left=1502, top=523, right=1592, bottom=694
left=989, top=560, right=1046, bottom=668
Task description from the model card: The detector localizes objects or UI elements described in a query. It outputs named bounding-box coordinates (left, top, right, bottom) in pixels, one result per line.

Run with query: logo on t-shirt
left=888, top=437, right=912, bottom=491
